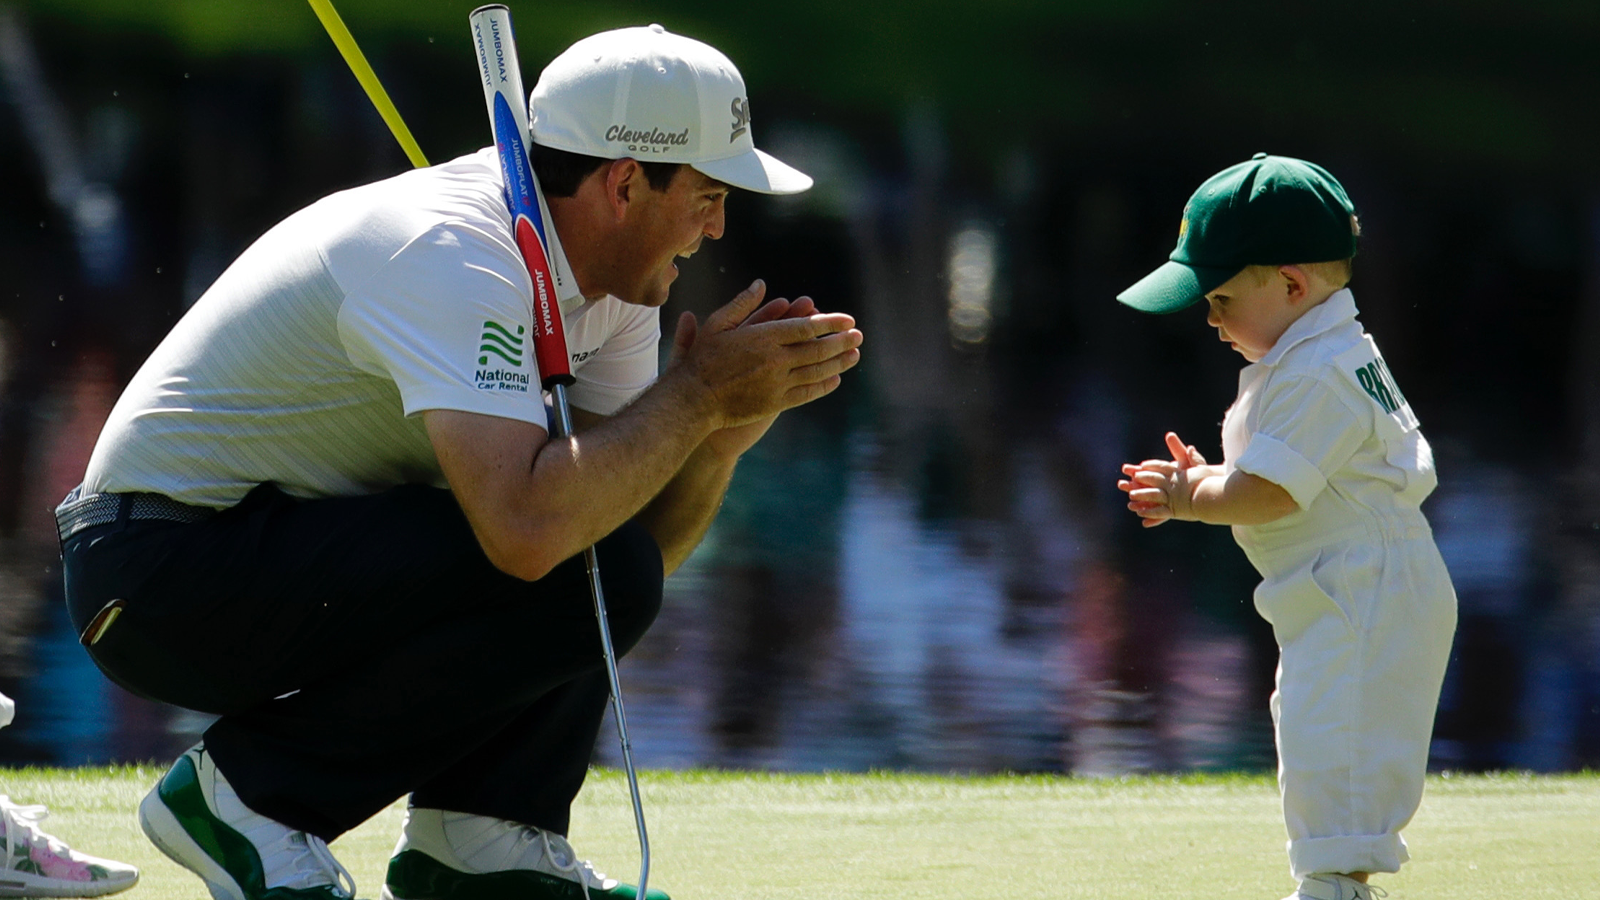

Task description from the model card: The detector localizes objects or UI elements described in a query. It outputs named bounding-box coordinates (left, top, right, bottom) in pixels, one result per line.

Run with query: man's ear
left=602, top=158, right=644, bottom=222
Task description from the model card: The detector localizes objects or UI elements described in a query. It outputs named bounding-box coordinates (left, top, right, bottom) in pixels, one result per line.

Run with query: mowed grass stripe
left=1, top=767, right=1593, bottom=899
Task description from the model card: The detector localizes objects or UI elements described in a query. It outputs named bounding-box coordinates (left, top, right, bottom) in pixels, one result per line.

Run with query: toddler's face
left=1203, top=267, right=1306, bottom=362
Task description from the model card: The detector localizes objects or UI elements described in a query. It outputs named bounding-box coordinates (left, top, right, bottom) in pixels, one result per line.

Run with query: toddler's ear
left=1280, top=265, right=1312, bottom=303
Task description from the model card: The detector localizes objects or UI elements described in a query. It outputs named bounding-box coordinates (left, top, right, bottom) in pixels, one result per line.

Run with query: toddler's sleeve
left=0, top=690, right=13, bottom=729
left=1233, top=374, right=1368, bottom=510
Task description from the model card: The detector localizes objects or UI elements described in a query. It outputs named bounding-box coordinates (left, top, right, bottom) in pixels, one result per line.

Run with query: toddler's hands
left=1118, top=461, right=1191, bottom=526
left=1162, top=431, right=1206, bottom=469
left=1116, top=431, right=1204, bottom=528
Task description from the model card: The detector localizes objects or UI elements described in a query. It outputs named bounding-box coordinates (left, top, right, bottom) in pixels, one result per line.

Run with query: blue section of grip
left=492, top=91, right=547, bottom=248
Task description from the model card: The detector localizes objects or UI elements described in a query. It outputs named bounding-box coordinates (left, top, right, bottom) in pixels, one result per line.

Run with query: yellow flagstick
left=307, top=0, right=430, bottom=168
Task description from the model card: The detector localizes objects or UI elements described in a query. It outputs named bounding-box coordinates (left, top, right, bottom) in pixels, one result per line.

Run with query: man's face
left=612, top=166, right=730, bottom=307
left=1203, top=267, right=1304, bottom=363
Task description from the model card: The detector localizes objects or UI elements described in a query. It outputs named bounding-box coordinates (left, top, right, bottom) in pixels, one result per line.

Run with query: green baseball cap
left=1117, top=153, right=1360, bottom=314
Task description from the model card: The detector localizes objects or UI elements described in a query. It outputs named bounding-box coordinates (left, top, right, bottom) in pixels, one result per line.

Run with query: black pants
left=60, top=483, right=663, bottom=841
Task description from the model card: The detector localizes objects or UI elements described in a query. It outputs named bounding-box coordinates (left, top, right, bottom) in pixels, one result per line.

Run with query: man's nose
left=704, top=197, right=726, bottom=240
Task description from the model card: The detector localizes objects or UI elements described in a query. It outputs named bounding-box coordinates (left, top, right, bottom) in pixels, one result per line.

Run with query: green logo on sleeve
left=478, top=321, right=526, bottom=366
left=474, top=321, right=531, bottom=393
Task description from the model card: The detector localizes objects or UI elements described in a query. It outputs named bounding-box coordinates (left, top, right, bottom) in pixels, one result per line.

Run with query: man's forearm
left=433, top=287, right=861, bottom=583
left=429, top=367, right=721, bottom=581
left=636, top=442, right=740, bottom=576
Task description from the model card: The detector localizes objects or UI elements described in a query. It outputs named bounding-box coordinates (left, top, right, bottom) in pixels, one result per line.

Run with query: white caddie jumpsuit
left=1222, top=289, right=1458, bottom=879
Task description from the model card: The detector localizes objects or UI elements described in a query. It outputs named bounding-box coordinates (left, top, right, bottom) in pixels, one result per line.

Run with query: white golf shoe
left=1287, top=873, right=1386, bottom=900
left=0, top=796, right=137, bottom=897
left=381, top=806, right=666, bottom=900
left=137, top=744, right=354, bottom=900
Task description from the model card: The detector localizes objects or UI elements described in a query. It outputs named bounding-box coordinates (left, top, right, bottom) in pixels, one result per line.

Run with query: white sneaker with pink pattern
left=0, top=796, right=138, bottom=897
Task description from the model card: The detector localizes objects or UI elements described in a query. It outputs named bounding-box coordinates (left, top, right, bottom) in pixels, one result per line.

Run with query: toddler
left=1115, top=154, right=1458, bottom=900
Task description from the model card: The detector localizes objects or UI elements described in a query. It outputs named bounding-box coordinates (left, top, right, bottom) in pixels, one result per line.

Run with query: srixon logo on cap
left=730, top=97, right=750, bottom=143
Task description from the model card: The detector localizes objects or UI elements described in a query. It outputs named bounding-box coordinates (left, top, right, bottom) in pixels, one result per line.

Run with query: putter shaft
left=549, top=383, right=650, bottom=899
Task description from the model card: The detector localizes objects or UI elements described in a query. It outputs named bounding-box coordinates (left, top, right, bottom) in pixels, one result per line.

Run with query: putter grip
left=470, top=4, right=574, bottom=389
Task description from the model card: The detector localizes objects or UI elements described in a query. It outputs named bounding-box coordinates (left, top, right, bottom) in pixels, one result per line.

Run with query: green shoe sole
left=383, top=849, right=667, bottom=900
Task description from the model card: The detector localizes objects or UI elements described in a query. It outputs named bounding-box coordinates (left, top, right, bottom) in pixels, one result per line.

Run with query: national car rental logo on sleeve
left=475, top=320, right=531, bottom=392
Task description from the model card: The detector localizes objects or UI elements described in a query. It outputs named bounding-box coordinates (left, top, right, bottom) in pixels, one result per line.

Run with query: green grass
left=3, top=766, right=1596, bottom=898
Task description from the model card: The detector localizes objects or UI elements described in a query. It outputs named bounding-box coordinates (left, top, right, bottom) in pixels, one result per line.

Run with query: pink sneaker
left=0, top=796, right=138, bottom=897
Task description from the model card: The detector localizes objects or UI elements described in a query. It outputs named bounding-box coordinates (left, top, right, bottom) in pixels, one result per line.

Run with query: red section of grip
left=513, top=215, right=574, bottom=388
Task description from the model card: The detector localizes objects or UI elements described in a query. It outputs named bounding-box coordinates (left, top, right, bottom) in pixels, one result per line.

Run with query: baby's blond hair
left=1241, top=259, right=1353, bottom=291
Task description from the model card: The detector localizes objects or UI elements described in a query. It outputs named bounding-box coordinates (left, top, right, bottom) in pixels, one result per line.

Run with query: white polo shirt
left=82, top=148, right=660, bottom=508
left=1221, top=289, right=1437, bottom=567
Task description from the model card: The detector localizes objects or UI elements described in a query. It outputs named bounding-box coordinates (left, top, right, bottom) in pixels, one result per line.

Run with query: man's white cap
left=529, top=24, right=812, bottom=195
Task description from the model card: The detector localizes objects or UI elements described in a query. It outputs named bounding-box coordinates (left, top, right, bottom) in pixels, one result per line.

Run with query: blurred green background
left=24, top=0, right=1600, bottom=168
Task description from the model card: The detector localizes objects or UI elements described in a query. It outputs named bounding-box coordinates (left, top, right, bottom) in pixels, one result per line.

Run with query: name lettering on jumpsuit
left=1353, top=357, right=1407, bottom=415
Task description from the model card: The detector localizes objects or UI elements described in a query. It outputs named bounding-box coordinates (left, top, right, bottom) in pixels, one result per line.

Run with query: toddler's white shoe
left=1287, top=873, right=1386, bottom=900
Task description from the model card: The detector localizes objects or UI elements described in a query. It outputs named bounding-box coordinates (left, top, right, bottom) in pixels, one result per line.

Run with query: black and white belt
left=54, top=486, right=216, bottom=543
